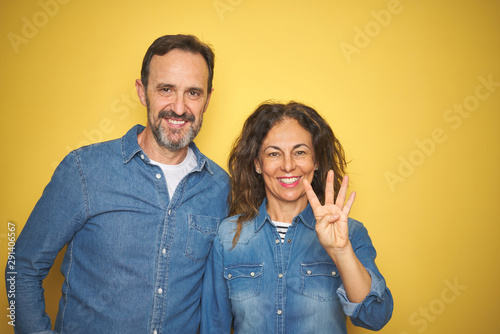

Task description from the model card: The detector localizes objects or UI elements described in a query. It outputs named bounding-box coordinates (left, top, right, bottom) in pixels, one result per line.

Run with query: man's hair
left=140, top=34, right=215, bottom=92
left=228, top=101, right=347, bottom=247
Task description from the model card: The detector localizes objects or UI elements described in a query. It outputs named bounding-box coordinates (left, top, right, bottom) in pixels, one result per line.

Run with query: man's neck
left=137, top=125, right=188, bottom=165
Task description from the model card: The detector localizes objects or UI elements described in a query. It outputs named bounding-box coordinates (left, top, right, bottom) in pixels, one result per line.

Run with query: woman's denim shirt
left=10, top=125, right=230, bottom=334
left=201, top=200, right=393, bottom=333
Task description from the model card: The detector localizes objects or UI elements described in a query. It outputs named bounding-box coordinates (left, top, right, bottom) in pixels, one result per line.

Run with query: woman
left=201, top=102, right=393, bottom=333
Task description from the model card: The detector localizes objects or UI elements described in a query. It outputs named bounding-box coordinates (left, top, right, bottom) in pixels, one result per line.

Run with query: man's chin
left=157, top=135, right=192, bottom=152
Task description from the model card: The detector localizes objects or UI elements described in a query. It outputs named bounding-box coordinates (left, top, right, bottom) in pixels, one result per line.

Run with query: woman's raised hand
left=303, top=170, right=356, bottom=252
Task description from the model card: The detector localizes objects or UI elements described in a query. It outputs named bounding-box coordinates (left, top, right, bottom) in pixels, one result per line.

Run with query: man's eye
left=268, top=152, right=279, bottom=157
left=189, top=91, right=200, bottom=96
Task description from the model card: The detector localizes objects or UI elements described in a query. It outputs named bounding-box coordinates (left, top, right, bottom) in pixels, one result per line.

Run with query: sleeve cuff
left=336, top=268, right=386, bottom=317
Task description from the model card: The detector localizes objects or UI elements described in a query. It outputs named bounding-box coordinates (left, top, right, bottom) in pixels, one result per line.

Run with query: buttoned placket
left=271, top=216, right=300, bottom=334
left=272, top=222, right=285, bottom=334
left=145, top=157, right=173, bottom=334
left=143, top=152, right=204, bottom=334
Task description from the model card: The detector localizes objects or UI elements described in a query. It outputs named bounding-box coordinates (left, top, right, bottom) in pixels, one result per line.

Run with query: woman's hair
left=228, top=101, right=347, bottom=247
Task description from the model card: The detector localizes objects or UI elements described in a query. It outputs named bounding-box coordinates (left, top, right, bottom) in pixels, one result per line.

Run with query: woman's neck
left=266, top=197, right=308, bottom=223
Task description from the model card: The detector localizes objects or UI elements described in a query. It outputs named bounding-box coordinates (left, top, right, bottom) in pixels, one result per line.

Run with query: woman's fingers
left=335, top=175, right=349, bottom=208
left=305, top=170, right=356, bottom=216
left=324, top=170, right=335, bottom=205
left=303, top=177, right=321, bottom=210
left=342, top=191, right=356, bottom=216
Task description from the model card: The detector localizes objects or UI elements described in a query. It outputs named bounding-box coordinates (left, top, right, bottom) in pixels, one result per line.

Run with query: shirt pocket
left=300, top=262, right=341, bottom=301
left=185, top=214, right=219, bottom=262
left=224, top=264, right=263, bottom=302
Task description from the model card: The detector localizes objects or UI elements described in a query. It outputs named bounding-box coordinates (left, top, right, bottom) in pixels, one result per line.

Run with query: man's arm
left=8, top=152, right=87, bottom=334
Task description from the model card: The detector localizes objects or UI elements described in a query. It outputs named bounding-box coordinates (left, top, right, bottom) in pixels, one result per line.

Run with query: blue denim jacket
left=201, top=200, right=393, bottom=333
left=9, top=125, right=230, bottom=334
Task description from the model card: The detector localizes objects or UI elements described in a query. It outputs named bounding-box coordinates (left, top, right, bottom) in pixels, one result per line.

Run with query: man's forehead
left=151, top=50, right=207, bottom=70
left=149, top=50, right=209, bottom=83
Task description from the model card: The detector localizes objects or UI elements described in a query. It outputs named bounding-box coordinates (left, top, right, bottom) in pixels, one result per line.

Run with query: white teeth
left=279, top=177, right=300, bottom=184
left=169, top=119, right=186, bottom=125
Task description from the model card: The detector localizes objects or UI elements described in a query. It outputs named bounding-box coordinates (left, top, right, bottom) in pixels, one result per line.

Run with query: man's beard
left=147, top=103, right=203, bottom=152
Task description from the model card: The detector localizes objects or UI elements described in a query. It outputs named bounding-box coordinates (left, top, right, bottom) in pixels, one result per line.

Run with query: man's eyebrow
left=186, top=86, right=205, bottom=94
left=154, top=83, right=205, bottom=94
left=155, top=83, right=175, bottom=89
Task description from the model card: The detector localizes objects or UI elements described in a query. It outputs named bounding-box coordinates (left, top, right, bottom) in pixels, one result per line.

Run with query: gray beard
left=151, top=120, right=199, bottom=152
left=147, top=104, right=202, bottom=152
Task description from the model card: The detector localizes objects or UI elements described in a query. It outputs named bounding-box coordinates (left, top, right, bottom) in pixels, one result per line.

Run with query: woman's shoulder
left=218, top=215, right=240, bottom=235
left=218, top=214, right=256, bottom=243
left=347, top=217, right=369, bottom=234
left=347, top=217, right=377, bottom=248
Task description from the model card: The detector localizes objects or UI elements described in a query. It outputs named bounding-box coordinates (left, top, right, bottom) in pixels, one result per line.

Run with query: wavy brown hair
left=228, top=101, right=347, bottom=247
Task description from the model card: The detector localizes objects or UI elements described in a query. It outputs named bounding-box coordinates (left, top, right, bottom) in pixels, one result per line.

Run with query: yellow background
left=1, top=0, right=499, bottom=333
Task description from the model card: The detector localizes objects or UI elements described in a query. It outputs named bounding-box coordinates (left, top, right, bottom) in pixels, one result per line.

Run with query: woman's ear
left=254, top=159, right=262, bottom=174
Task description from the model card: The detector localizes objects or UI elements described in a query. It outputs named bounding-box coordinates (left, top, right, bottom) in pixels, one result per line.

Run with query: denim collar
left=254, top=198, right=316, bottom=232
left=121, top=124, right=214, bottom=175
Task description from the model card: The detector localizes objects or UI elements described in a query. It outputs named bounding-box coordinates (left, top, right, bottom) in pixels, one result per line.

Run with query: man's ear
left=135, top=79, right=147, bottom=107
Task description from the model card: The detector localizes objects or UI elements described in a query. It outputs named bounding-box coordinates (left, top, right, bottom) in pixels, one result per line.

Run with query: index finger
left=303, top=177, right=322, bottom=211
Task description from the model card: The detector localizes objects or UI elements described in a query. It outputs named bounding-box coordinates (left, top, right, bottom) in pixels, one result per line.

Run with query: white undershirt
left=273, top=220, right=291, bottom=243
left=149, top=147, right=198, bottom=199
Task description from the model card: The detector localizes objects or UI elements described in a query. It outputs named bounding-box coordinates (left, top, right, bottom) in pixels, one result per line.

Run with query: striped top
left=273, top=221, right=291, bottom=243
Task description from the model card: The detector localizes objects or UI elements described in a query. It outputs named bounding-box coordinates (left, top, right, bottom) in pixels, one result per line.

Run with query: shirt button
left=250, top=272, right=255, bottom=277
left=277, top=310, right=282, bottom=315
left=153, top=330, right=157, bottom=334
left=332, top=271, right=336, bottom=276
left=275, top=239, right=280, bottom=244
left=278, top=273, right=283, bottom=278
left=287, top=239, right=292, bottom=243
left=162, top=248, right=166, bottom=255
left=228, top=274, right=232, bottom=279
left=140, top=154, right=145, bottom=160
left=307, top=270, right=312, bottom=275
left=158, top=288, right=163, bottom=294
left=156, top=173, right=162, bottom=179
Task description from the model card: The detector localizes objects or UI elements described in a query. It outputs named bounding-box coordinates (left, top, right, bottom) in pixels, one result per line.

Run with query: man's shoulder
left=72, top=136, right=122, bottom=159
left=72, top=125, right=139, bottom=160
left=190, top=143, right=229, bottom=180
left=205, top=157, right=229, bottom=179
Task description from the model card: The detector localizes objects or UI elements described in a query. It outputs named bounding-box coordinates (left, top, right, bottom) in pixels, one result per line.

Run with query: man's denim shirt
left=9, top=125, right=230, bottom=334
left=201, top=200, right=393, bottom=333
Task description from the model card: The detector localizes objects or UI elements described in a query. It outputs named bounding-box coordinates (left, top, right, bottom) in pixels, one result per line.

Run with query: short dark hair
left=228, top=101, right=347, bottom=247
left=140, top=34, right=215, bottom=92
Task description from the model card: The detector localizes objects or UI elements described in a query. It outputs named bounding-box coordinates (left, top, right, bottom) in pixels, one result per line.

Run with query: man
left=8, top=34, right=230, bottom=334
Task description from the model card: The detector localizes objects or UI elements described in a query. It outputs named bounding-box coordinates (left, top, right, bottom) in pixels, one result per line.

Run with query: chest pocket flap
left=224, top=264, right=263, bottom=301
left=300, top=262, right=340, bottom=277
left=300, top=262, right=341, bottom=301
